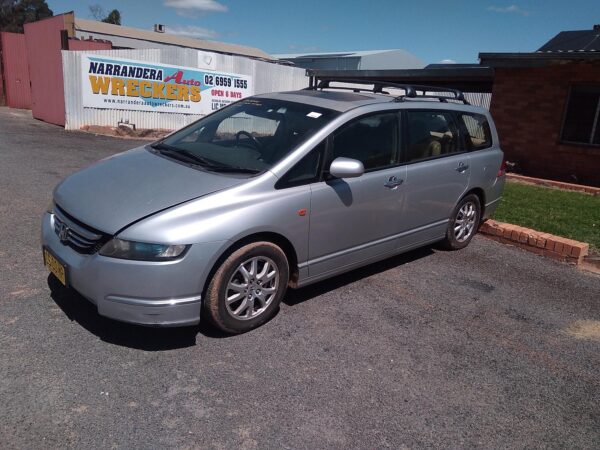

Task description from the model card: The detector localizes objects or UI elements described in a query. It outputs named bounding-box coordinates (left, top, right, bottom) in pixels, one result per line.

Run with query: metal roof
left=274, top=49, right=425, bottom=71
left=74, top=18, right=276, bottom=61
left=274, top=49, right=413, bottom=59
left=479, top=51, right=600, bottom=67
left=538, top=26, right=600, bottom=52
left=479, top=25, right=600, bottom=68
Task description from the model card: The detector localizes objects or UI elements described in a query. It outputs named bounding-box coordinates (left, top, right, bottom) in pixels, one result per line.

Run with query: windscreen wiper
left=150, top=143, right=219, bottom=168
left=206, top=166, right=261, bottom=174
left=150, top=143, right=261, bottom=174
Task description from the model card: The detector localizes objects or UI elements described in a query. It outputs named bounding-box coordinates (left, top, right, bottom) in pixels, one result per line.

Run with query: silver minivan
left=42, top=81, right=505, bottom=333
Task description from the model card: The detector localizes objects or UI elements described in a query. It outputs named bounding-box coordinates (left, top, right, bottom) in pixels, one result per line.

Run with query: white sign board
left=81, top=55, right=253, bottom=115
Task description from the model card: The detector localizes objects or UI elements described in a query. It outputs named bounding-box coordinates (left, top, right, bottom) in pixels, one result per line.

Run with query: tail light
left=497, top=157, right=506, bottom=177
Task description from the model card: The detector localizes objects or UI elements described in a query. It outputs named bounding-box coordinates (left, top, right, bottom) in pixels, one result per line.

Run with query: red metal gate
left=0, top=32, right=32, bottom=109
left=22, top=14, right=112, bottom=126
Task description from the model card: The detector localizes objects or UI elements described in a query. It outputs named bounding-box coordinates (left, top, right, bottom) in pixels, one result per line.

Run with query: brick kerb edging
left=506, top=173, right=600, bottom=196
left=479, top=220, right=589, bottom=265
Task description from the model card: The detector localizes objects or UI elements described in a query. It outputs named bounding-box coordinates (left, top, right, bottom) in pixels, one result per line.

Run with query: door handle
left=384, top=176, right=404, bottom=189
left=456, top=162, right=469, bottom=173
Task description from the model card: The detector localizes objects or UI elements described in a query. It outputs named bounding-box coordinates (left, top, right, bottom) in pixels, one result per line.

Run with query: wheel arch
left=463, top=187, right=486, bottom=217
left=201, top=232, right=299, bottom=299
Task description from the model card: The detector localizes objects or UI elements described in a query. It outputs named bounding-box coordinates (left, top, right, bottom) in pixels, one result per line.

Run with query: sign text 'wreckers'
left=81, top=55, right=253, bottom=115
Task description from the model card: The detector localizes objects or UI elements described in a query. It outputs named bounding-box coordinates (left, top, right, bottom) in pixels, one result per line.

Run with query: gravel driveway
left=1, top=108, right=599, bottom=449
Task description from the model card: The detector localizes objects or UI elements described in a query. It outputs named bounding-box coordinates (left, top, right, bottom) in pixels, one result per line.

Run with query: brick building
left=480, top=26, right=600, bottom=187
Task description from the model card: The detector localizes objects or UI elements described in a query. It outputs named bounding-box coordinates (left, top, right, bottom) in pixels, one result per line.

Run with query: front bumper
left=41, top=212, right=226, bottom=327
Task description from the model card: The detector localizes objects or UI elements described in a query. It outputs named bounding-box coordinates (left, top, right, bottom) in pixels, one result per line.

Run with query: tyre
left=440, top=194, right=481, bottom=250
left=204, top=242, right=289, bottom=334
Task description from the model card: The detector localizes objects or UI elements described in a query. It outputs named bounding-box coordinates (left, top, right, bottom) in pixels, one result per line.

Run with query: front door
left=308, top=111, right=407, bottom=277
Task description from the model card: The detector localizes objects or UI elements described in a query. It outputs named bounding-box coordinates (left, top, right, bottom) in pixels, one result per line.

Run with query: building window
left=561, top=86, right=600, bottom=145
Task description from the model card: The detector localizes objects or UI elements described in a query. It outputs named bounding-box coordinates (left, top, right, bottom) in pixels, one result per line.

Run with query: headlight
left=99, top=238, right=189, bottom=261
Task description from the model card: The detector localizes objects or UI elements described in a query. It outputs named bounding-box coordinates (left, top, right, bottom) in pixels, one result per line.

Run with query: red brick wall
left=490, top=62, right=600, bottom=187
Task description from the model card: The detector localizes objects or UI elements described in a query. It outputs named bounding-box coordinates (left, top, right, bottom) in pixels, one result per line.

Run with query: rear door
left=399, top=109, right=470, bottom=248
left=456, top=111, right=505, bottom=217
left=308, top=111, right=407, bottom=277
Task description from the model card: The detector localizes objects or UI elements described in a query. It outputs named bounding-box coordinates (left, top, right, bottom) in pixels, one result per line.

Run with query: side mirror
left=329, top=157, right=364, bottom=179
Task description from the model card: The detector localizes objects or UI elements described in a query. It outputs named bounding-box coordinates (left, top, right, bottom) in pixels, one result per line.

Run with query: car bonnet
left=52, top=146, right=246, bottom=235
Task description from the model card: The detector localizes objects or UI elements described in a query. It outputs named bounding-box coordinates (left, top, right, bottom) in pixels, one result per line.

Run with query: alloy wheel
left=225, top=256, right=279, bottom=320
left=454, top=201, right=477, bottom=242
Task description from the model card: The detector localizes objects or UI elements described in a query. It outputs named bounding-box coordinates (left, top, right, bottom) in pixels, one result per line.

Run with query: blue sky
left=47, top=0, right=600, bottom=63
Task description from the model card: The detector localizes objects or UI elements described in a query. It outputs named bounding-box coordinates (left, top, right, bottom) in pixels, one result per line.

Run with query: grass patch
left=493, top=181, right=600, bottom=253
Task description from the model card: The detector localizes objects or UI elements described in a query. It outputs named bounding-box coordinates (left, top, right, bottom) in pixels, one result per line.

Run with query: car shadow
left=47, top=245, right=435, bottom=351
left=284, top=245, right=435, bottom=306
left=47, top=275, right=229, bottom=351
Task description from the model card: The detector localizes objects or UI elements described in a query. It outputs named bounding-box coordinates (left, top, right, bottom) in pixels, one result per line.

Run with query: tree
left=102, top=9, right=121, bottom=25
left=89, top=4, right=121, bottom=25
left=0, top=1, right=15, bottom=30
left=0, top=0, right=53, bottom=33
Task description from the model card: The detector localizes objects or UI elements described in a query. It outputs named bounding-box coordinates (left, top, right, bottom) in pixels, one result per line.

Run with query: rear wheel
left=204, top=242, right=289, bottom=333
left=440, top=194, right=481, bottom=250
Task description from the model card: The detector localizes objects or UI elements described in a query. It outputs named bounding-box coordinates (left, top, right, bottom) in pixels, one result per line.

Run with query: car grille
left=53, top=205, right=110, bottom=254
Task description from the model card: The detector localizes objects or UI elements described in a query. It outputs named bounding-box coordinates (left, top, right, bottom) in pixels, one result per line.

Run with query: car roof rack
left=306, top=78, right=470, bottom=105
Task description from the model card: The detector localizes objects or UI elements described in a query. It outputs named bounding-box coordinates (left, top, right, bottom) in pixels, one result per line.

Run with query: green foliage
left=0, top=0, right=53, bottom=33
left=493, top=181, right=600, bottom=253
left=89, top=5, right=121, bottom=26
left=102, top=9, right=121, bottom=25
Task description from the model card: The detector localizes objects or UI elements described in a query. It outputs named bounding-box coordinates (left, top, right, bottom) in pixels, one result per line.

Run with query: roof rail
left=306, top=77, right=470, bottom=105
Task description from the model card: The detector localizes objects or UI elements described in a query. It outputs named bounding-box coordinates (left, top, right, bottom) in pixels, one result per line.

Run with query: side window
left=328, top=112, right=399, bottom=172
left=459, top=113, right=492, bottom=150
left=276, top=141, right=326, bottom=189
left=405, top=111, right=460, bottom=162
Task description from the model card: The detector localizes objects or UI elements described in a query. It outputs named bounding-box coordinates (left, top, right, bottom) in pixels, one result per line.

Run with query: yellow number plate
left=44, top=248, right=67, bottom=286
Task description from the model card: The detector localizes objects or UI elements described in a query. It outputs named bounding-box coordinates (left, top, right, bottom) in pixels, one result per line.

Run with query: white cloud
left=439, top=59, right=457, bottom=64
left=487, top=5, right=530, bottom=16
left=165, top=25, right=219, bottom=39
left=164, top=0, right=228, bottom=13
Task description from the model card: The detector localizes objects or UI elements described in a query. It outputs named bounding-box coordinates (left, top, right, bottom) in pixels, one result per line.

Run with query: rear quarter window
left=458, top=113, right=492, bottom=150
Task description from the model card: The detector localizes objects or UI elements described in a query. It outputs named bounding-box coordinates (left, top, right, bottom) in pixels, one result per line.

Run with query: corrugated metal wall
left=399, top=90, right=491, bottom=110
left=68, top=38, right=111, bottom=52
left=0, top=34, right=6, bottom=106
left=1, top=32, right=33, bottom=109
left=62, top=49, right=308, bottom=131
left=329, top=83, right=493, bottom=110
left=464, top=92, right=492, bottom=110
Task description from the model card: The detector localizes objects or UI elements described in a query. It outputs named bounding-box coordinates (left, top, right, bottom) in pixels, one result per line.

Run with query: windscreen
left=155, top=98, right=339, bottom=174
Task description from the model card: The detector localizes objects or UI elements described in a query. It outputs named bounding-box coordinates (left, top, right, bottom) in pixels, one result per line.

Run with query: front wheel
left=440, top=194, right=481, bottom=250
left=204, top=242, right=289, bottom=334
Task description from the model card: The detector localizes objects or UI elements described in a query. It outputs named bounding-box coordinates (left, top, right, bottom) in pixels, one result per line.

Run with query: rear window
left=459, top=113, right=492, bottom=150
